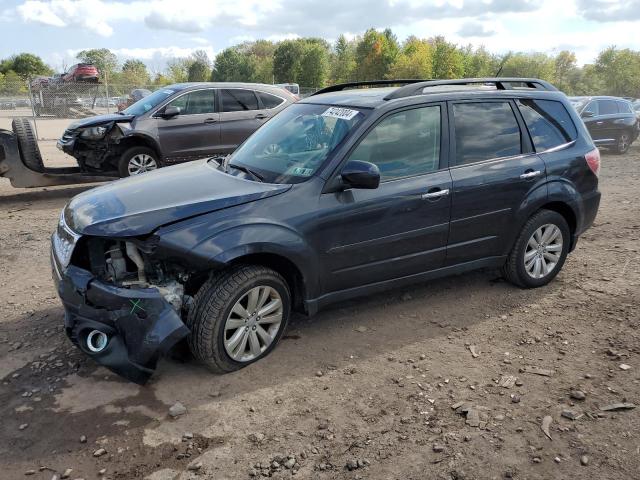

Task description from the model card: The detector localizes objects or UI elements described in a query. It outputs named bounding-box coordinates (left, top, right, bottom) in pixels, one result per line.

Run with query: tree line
left=1, top=29, right=639, bottom=98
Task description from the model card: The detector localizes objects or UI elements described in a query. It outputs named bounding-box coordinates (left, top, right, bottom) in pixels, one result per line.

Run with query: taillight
left=585, top=148, right=600, bottom=177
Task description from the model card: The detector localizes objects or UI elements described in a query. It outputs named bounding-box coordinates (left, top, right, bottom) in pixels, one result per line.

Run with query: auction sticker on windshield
left=321, top=107, right=360, bottom=120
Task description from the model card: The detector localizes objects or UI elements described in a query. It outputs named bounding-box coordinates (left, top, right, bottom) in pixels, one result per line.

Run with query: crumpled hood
left=68, top=113, right=135, bottom=130
left=64, top=159, right=291, bottom=237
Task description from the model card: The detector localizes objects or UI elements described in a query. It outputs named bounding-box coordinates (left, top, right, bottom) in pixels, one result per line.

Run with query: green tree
left=387, top=36, right=433, bottom=79
left=188, top=60, right=211, bottom=82
left=273, top=40, right=305, bottom=83
left=186, top=50, right=212, bottom=82
left=462, top=45, right=499, bottom=77
left=330, top=35, right=357, bottom=83
left=594, top=47, right=640, bottom=97
left=499, top=52, right=555, bottom=80
left=211, top=48, right=256, bottom=82
left=553, top=51, right=579, bottom=94
left=354, top=28, right=400, bottom=80
left=76, top=48, right=118, bottom=78
left=120, top=59, right=151, bottom=87
left=430, top=37, right=464, bottom=79
left=298, top=42, right=329, bottom=88
left=0, top=53, right=52, bottom=79
left=166, top=58, right=190, bottom=83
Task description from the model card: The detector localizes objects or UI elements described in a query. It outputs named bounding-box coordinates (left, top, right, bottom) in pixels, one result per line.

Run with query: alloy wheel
left=618, top=134, right=629, bottom=153
left=128, top=153, right=158, bottom=175
left=223, top=286, right=283, bottom=362
left=524, top=223, right=563, bottom=279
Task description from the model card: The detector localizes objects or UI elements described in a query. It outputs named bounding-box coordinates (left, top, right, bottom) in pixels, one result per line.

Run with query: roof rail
left=383, top=77, right=558, bottom=100
left=311, top=79, right=431, bottom=96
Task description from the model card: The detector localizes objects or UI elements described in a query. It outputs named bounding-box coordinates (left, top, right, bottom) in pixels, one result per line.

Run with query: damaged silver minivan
left=57, top=82, right=296, bottom=177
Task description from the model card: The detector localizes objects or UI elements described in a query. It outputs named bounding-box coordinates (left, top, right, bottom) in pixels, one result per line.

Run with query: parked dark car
left=62, top=63, right=100, bottom=83
left=57, top=82, right=297, bottom=177
left=52, top=78, right=601, bottom=383
left=569, top=96, right=639, bottom=154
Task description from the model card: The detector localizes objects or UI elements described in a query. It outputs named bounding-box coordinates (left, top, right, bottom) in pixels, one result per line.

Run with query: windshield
left=123, top=88, right=177, bottom=116
left=228, top=103, right=367, bottom=184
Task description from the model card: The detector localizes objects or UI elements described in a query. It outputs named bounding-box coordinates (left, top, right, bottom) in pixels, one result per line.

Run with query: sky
left=0, top=0, right=639, bottom=73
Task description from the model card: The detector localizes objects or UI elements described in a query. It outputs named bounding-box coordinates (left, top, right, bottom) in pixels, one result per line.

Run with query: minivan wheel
left=118, top=146, right=160, bottom=177
left=502, top=210, right=570, bottom=288
left=187, top=265, right=291, bottom=373
left=614, top=133, right=630, bottom=154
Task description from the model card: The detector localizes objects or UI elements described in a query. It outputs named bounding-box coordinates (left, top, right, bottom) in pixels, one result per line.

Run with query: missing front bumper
left=54, top=263, right=189, bottom=384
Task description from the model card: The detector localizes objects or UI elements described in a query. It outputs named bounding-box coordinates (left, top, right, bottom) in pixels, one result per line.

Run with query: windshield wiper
left=228, top=162, right=264, bottom=182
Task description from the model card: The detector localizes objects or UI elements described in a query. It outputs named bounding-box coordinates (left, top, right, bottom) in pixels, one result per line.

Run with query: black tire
left=117, top=146, right=160, bottom=178
left=11, top=118, right=44, bottom=172
left=187, top=265, right=291, bottom=374
left=613, top=132, right=631, bottom=155
left=502, top=209, right=571, bottom=288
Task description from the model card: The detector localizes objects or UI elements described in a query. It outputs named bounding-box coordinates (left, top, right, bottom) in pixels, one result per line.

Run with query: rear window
left=453, top=102, right=521, bottom=165
left=221, top=89, right=259, bottom=112
left=617, top=101, right=633, bottom=114
left=597, top=99, right=618, bottom=115
left=258, top=91, right=285, bottom=109
left=517, top=99, right=578, bottom=152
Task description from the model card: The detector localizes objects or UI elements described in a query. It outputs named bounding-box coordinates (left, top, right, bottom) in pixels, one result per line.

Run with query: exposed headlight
left=79, top=126, right=108, bottom=140
left=52, top=209, right=81, bottom=268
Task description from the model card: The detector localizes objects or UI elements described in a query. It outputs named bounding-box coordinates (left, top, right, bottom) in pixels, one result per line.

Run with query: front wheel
left=118, top=146, right=160, bottom=177
left=187, top=265, right=291, bottom=373
left=502, top=210, right=570, bottom=288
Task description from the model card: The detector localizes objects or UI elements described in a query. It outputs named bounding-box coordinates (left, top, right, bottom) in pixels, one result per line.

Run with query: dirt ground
left=0, top=146, right=638, bottom=480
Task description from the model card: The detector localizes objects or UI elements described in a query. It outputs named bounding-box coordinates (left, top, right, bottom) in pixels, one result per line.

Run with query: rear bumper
left=52, top=251, right=189, bottom=384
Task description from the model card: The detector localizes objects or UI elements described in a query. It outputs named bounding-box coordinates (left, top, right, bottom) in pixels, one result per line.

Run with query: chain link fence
left=0, top=80, right=319, bottom=143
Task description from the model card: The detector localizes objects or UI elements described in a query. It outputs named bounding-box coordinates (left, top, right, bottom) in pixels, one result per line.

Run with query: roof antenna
left=495, top=52, right=512, bottom=77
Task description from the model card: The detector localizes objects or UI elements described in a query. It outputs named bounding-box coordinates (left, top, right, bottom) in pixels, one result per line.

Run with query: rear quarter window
left=517, top=99, right=578, bottom=152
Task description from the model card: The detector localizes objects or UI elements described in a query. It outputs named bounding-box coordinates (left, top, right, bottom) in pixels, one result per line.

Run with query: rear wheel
left=11, top=118, right=44, bottom=172
left=502, top=210, right=570, bottom=288
left=614, top=132, right=631, bottom=154
left=118, top=146, right=160, bottom=177
left=187, top=265, right=290, bottom=373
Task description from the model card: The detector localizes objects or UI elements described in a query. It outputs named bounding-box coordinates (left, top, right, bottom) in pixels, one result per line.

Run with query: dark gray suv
left=53, top=78, right=601, bottom=383
left=57, top=82, right=296, bottom=177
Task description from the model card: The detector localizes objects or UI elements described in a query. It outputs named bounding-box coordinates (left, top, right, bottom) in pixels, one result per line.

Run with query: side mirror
left=341, top=160, right=380, bottom=190
left=581, top=110, right=594, bottom=118
left=161, top=105, right=181, bottom=118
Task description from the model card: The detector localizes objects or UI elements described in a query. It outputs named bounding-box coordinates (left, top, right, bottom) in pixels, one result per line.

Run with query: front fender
left=157, top=221, right=320, bottom=298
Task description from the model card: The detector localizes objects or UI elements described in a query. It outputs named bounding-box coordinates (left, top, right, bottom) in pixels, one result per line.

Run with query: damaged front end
left=58, top=115, right=134, bottom=173
left=51, top=212, right=190, bottom=384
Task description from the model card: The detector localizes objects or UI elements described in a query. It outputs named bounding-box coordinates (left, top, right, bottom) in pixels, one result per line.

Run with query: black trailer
left=0, top=118, right=116, bottom=188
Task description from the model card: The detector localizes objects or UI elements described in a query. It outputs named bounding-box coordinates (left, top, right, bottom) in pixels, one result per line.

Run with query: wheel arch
left=227, top=252, right=308, bottom=314
left=119, top=133, right=161, bottom=159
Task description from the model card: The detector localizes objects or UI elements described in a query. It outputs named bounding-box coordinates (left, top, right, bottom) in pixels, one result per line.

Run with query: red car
left=63, top=63, right=99, bottom=83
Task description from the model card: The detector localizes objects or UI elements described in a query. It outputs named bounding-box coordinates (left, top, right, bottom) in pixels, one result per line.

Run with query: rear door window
left=348, top=105, right=441, bottom=181
left=221, top=89, right=259, bottom=112
left=258, top=91, right=285, bottom=109
left=597, top=100, right=618, bottom=115
left=452, top=102, right=521, bottom=165
left=517, top=99, right=577, bottom=151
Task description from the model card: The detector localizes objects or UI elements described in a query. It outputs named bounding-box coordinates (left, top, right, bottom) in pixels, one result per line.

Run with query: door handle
left=204, top=118, right=217, bottom=124
left=520, top=170, right=542, bottom=180
left=596, top=121, right=604, bottom=125
left=421, top=188, right=449, bottom=200
left=255, top=113, right=269, bottom=119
